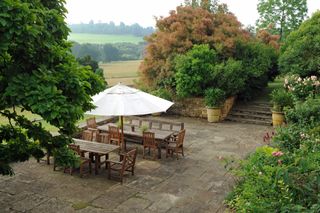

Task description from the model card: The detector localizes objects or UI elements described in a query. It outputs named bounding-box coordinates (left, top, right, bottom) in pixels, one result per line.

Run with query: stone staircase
left=225, top=101, right=272, bottom=125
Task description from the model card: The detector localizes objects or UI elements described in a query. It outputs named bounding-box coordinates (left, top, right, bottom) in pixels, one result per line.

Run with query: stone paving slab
left=0, top=116, right=271, bottom=212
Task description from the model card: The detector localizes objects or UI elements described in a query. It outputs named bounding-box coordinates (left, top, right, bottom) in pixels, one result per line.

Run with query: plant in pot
left=205, top=88, right=226, bottom=123
left=270, top=88, right=294, bottom=127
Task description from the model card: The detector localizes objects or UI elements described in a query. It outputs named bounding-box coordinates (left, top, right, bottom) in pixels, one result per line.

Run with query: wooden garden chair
left=142, top=131, right=158, bottom=160
left=166, top=129, right=186, bottom=159
left=108, top=126, right=122, bottom=147
left=86, top=117, right=99, bottom=141
left=106, top=148, right=137, bottom=183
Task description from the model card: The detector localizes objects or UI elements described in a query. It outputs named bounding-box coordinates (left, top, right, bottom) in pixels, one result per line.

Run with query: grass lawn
left=100, top=60, right=141, bottom=86
left=68, top=33, right=144, bottom=44
left=0, top=108, right=97, bottom=133
left=255, top=78, right=284, bottom=102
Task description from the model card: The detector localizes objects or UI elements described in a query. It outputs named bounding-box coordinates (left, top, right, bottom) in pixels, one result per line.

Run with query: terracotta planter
left=272, top=111, right=285, bottom=127
left=207, top=107, right=221, bottom=123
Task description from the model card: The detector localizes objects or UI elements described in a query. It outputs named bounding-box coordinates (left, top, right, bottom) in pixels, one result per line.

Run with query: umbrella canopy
left=86, top=83, right=174, bottom=116
left=86, top=83, right=174, bottom=150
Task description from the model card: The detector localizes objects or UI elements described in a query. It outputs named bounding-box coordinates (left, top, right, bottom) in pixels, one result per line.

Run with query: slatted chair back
left=143, top=131, right=156, bottom=148
left=82, top=130, right=93, bottom=141
left=86, top=117, right=97, bottom=129
left=98, top=132, right=110, bottom=144
left=122, top=148, right=137, bottom=173
left=69, top=144, right=81, bottom=155
left=176, top=129, right=186, bottom=148
left=109, top=126, right=121, bottom=146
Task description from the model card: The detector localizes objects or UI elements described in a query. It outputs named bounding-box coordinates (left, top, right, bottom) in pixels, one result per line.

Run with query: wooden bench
left=125, top=116, right=184, bottom=132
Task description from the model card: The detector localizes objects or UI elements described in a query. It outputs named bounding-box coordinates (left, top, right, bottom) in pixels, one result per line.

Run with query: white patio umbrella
left=86, top=83, right=174, bottom=149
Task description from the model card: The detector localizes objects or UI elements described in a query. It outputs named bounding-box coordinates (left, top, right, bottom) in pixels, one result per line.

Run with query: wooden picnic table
left=97, top=123, right=176, bottom=158
left=73, top=138, right=120, bottom=174
left=97, top=123, right=175, bottom=142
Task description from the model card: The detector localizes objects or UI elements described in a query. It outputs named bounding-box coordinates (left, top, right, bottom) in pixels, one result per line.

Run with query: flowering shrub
left=226, top=94, right=320, bottom=211
left=284, top=75, right=320, bottom=100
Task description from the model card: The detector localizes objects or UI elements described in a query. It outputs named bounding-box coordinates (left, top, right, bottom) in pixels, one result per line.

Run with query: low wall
left=168, top=96, right=236, bottom=120
left=168, top=97, right=207, bottom=118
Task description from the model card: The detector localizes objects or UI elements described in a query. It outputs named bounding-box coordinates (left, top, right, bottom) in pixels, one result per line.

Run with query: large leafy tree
left=279, top=11, right=320, bottom=77
left=139, top=5, right=250, bottom=89
left=256, top=0, right=308, bottom=40
left=0, top=0, right=105, bottom=175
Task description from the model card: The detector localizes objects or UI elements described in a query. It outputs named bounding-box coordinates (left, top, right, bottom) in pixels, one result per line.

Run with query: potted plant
left=270, top=89, right=294, bottom=127
left=205, top=88, right=226, bottom=122
left=140, top=125, right=149, bottom=133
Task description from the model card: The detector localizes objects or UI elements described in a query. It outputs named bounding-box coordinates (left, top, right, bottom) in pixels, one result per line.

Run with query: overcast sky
left=65, top=0, right=320, bottom=27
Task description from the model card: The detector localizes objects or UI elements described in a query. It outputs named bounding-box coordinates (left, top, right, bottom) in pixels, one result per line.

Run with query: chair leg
left=143, top=147, right=145, bottom=159
left=89, top=161, right=92, bottom=174
left=153, top=148, right=157, bottom=160
left=107, top=164, right=111, bottom=179
left=80, top=164, right=83, bottom=178
left=182, top=146, right=184, bottom=157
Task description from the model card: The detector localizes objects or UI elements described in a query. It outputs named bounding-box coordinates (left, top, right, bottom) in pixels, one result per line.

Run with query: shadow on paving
left=0, top=116, right=272, bottom=213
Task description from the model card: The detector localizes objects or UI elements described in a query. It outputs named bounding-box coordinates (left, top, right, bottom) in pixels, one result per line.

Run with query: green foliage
left=227, top=87, right=320, bottom=211
left=284, top=75, right=320, bottom=101
left=211, top=59, right=245, bottom=97
left=204, top=88, right=225, bottom=107
left=270, top=88, right=294, bottom=112
left=0, top=0, right=105, bottom=175
left=234, top=40, right=279, bottom=100
left=71, top=42, right=145, bottom=62
left=279, top=11, right=320, bottom=77
left=285, top=96, right=320, bottom=126
left=53, top=146, right=80, bottom=168
left=256, top=0, right=307, bottom=40
left=175, top=44, right=216, bottom=97
left=151, top=88, right=173, bottom=101
left=77, top=55, right=99, bottom=72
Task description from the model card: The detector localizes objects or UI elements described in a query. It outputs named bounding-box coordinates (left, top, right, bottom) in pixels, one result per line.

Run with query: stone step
left=234, top=105, right=271, bottom=112
left=228, top=112, right=271, bottom=120
left=225, top=117, right=272, bottom=126
left=232, top=108, right=272, bottom=115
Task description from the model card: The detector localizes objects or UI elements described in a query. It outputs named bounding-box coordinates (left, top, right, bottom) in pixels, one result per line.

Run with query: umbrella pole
left=120, top=116, right=125, bottom=151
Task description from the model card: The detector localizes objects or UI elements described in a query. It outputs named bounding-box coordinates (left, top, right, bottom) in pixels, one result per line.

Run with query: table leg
left=94, top=153, right=99, bottom=175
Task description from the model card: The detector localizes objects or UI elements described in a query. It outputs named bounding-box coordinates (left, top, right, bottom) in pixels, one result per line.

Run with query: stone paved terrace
left=0, top=116, right=272, bottom=213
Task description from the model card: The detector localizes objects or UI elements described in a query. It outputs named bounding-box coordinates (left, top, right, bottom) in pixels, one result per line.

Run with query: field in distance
left=68, top=33, right=144, bottom=44
left=100, top=60, right=142, bottom=86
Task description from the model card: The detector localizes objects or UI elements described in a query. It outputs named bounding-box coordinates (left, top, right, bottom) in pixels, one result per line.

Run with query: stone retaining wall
left=168, top=96, right=236, bottom=120
left=168, top=97, right=207, bottom=118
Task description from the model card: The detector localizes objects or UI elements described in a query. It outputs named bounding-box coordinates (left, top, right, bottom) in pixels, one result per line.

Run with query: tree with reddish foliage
left=139, top=5, right=250, bottom=89
left=256, top=24, right=281, bottom=50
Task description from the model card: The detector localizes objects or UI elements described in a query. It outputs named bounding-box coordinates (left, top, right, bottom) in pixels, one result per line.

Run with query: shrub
left=204, top=88, right=226, bottom=107
left=211, top=59, right=245, bottom=97
left=284, top=75, right=320, bottom=101
left=270, top=88, right=294, bottom=111
left=279, top=11, right=320, bottom=77
left=234, top=40, right=279, bottom=100
left=285, top=96, right=320, bottom=126
left=151, top=88, right=173, bottom=101
left=175, top=44, right=216, bottom=97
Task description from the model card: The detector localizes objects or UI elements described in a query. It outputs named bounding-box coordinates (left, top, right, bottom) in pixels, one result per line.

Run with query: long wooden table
left=97, top=123, right=176, bottom=158
left=73, top=138, right=120, bottom=174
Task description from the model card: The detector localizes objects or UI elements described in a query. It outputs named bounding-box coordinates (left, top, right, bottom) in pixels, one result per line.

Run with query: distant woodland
left=71, top=42, right=146, bottom=62
left=69, top=21, right=154, bottom=37
left=69, top=22, right=152, bottom=62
